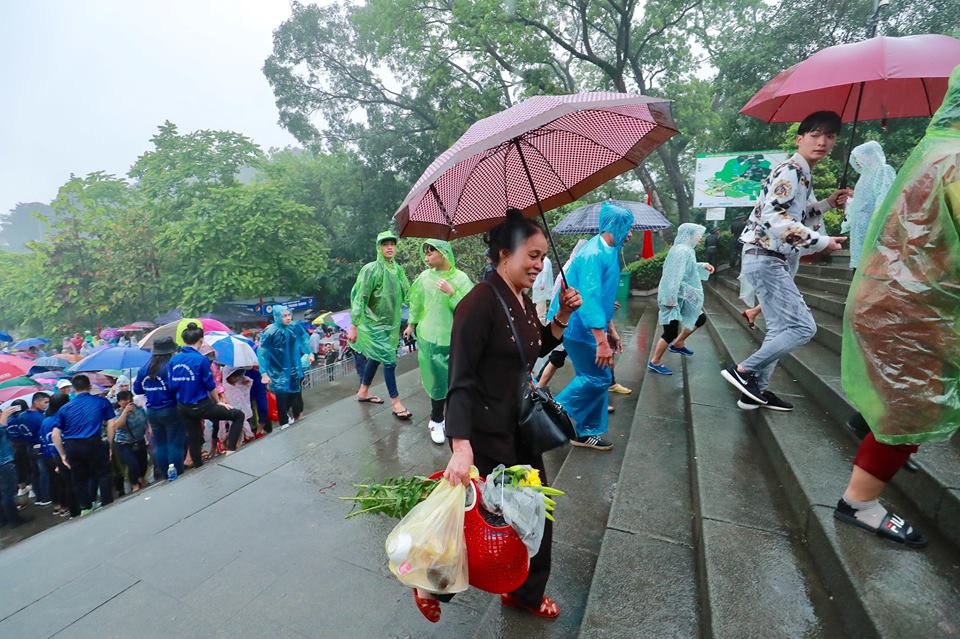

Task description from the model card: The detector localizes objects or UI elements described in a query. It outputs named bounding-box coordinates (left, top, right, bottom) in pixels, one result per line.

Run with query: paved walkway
left=0, top=302, right=650, bottom=639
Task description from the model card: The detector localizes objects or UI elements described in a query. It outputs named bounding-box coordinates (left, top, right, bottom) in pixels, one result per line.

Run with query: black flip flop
left=741, top=310, right=756, bottom=330
left=834, top=505, right=927, bottom=549
left=358, top=396, right=384, bottom=404
left=393, top=410, right=413, bottom=421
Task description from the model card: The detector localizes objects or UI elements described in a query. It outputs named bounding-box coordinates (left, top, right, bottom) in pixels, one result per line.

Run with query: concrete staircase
left=577, top=264, right=960, bottom=638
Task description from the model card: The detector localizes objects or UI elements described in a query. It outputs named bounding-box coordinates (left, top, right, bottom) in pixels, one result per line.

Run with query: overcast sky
left=0, top=1, right=301, bottom=216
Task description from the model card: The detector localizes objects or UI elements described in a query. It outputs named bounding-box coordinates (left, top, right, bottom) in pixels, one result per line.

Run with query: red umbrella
left=740, top=34, right=960, bottom=185
left=395, top=92, right=678, bottom=246
left=0, top=355, right=34, bottom=384
left=0, top=385, right=38, bottom=403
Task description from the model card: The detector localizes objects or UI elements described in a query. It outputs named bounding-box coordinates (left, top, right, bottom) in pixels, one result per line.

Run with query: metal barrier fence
left=301, top=347, right=413, bottom=390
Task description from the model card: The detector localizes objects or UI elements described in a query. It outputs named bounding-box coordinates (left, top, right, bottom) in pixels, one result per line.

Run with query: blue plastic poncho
left=408, top=239, right=474, bottom=400
left=350, top=231, right=410, bottom=365
left=847, top=141, right=897, bottom=269
left=549, top=202, right=633, bottom=343
left=257, top=304, right=311, bottom=394
left=657, top=223, right=710, bottom=328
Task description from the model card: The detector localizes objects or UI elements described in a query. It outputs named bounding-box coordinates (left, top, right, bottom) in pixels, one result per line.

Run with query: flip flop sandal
left=358, top=396, right=385, bottom=404
left=412, top=589, right=440, bottom=623
left=501, top=593, right=560, bottom=619
left=741, top=310, right=756, bottom=330
left=608, top=405, right=615, bottom=414
left=393, top=410, right=413, bottom=421
left=834, top=509, right=928, bottom=549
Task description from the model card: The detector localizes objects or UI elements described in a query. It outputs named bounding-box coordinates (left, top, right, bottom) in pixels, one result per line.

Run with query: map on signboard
left=693, top=151, right=788, bottom=209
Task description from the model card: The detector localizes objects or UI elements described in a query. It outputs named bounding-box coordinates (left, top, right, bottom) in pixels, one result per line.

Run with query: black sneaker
left=571, top=436, right=614, bottom=451
left=737, top=393, right=761, bottom=411
left=760, top=390, right=793, bottom=412
left=721, top=366, right=766, bottom=404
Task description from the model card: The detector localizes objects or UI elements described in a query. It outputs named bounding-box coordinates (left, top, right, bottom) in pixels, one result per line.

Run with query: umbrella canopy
left=312, top=312, right=334, bottom=327
left=69, top=346, right=152, bottom=373
left=554, top=199, right=672, bottom=236
left=31, top=356, right=71, bottom=371
left=0, top=385, right=39, bottom=403
left=117, top=325, right=145, bottom=333
left=203, top=332, right=258, bottom=368
left=130, top=321, right=156, bottom=329
left=32, top=371, right=69, bottom=383
left=331, top=310, right=351, bottom=331
left=100, top=328, right=122, bottom=341
left=0, top=354, right=34, bottom=383
left=139, top=317, right=233, bottom=349
left=740, top=34, right=960, bottom=123
left=395, top=92, right=678, bottom=241
left=0, top=331, right=12, bottom=343
left=0, top=376, right=40, bottom=389
left=0, top=389, right=49, bottom=409
left=12, top=337, right=49, bottom=350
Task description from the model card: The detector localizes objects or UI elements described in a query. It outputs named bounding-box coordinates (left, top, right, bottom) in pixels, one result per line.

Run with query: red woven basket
left=429, top=471, right=529, bottom=594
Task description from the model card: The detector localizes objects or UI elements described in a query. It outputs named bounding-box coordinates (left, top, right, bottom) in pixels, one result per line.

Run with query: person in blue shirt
left=41, top=394, right=74, bottom=517
left=0, top=403, right=29, bottom=526
left=134, top=336, right=184, bottom=476
left=549, top=202, right=634, bottom=452
left=52, top=374, right=116, bottom=512
left=3, top=392, right=50, bottom=505
left=169, top=323, right=245, bottom=467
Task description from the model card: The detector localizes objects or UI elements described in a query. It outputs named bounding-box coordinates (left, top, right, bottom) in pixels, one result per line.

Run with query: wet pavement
left=0, top=302, right=647, bottom=639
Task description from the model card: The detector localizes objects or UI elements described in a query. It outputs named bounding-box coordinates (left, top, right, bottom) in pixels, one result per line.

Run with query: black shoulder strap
left=482, top=281, right=528, bottom=371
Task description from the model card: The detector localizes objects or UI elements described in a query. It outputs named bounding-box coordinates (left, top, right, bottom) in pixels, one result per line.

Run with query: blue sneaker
left=668, top=345, right=695, bottom=357
left=647, top=362, right=673, bottom=375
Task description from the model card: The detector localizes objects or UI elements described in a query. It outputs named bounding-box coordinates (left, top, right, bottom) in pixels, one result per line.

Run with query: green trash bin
left=617, top=270, right=631, bottom=304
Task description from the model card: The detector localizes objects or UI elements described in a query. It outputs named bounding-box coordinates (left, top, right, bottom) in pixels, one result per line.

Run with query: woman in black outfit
left=413, top=210, right=582, bottom=623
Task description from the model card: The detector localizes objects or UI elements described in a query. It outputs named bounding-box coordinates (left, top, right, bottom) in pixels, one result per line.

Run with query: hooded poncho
left=549, top=202, right=633, bottom=344
left=657, top=223, right=710, bottom=328
left=841, top=65, right=960, bottom=445
left=847, top=141, right=897, bottom=269
left=257, top=305, right=311, bottom=394
left=407, top=239, right=474, bottom=400
left=349, top=231, right=411, bottom=365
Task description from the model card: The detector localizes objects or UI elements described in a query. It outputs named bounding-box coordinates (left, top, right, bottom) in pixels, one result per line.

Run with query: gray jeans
left=739, top=254, right=816, bottom=391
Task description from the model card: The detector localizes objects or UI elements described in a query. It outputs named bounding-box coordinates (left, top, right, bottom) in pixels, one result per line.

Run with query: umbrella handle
left=838, top=81, right=865, bottom=192
left=513, top=139, right=568, bottom=289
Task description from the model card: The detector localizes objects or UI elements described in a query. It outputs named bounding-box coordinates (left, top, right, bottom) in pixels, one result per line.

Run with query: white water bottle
left=167, top=463, right=177, bottom=481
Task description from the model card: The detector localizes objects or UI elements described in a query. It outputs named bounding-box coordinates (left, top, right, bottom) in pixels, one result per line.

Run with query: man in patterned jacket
left=721, top=111, right=851, bottom=410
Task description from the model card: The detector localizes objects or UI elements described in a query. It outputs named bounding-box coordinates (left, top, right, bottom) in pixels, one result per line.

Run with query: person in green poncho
left=348, top=231, right=412, bottom=420
left=402, top=239, right=473, bottom=444
left=834, top=65, right=960, bottom=550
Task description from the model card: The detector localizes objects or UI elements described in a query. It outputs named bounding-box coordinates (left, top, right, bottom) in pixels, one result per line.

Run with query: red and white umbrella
left=394, top=92, right=678, bottom=241
left=0, top=355, right=34, bottom=384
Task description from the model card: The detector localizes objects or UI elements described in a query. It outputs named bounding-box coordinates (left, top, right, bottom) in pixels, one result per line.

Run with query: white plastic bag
left=385, top=478, right=469, bottom=594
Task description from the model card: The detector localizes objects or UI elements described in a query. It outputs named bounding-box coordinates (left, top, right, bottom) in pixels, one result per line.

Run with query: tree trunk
left=655, top=145, right=691, bottom=224
left=632, top=165, right=665, bottom=212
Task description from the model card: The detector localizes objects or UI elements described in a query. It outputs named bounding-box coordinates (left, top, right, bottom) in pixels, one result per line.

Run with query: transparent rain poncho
left=407, top=239, right=473, bottom=400
left=847, top=141, right=897, bottom=269
left=658, top=223, right=711, bottom=327
left=349, top=231, right=411, bottom=365
left=530, top=256, right=554, bottom=305
left=257, top=304, right=311, bottom=394
left=841, top=65, right=960, bottom=445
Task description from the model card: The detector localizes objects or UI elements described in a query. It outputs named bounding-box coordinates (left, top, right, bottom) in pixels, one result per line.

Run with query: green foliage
left=626, top=252, right=669, bottom=291
left=824, top=210, right=844, bottom=237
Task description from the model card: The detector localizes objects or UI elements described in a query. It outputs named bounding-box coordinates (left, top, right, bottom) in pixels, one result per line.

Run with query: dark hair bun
left=505, top=207, right=526, bottom=223
left=485, top=208, right=544, bottom=267
left=187, top=322, right=199, bottom=330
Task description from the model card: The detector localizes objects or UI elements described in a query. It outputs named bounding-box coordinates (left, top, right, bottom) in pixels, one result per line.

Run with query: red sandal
left=412, top=589, right=440, bottom=623
left=500, top=593, right=561, bottom=619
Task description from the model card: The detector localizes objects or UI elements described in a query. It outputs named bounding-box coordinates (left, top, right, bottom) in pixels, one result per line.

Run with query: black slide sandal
left=834, top=506, right=927, bottom=549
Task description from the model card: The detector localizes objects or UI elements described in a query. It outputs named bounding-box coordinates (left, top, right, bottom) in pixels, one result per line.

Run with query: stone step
left=702, top=297, right=960, bottom=639
left=580, top=307, right=700, bottom=639
left=798, top=263, right=855, bottom=281
left=707, top=279, right=960, bottom=549
left=682, top=329, right=847, bottom=638
left=794, top=274, right=853, bottom=297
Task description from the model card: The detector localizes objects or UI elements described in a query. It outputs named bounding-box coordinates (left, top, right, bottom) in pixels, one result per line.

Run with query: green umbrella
left=0, top=376, right=40, bottom=390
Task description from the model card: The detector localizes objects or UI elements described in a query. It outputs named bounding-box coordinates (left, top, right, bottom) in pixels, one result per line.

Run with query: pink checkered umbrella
left=394, top=92, right=678, bottom=249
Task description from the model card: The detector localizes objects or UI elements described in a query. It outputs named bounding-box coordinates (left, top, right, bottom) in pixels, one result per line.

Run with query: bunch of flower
left=491, top=465, right=565, bottom=521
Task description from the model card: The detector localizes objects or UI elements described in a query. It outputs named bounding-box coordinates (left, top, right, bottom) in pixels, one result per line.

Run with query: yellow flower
left=518, top=469, right=542, bottom=488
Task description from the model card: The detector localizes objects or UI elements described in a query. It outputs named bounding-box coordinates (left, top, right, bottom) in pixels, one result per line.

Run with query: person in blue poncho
left=258, top=305, right=314, bottom=429
left=648, top=223, right=715, bottom=376
left=550, top=202, right=634, bottom=451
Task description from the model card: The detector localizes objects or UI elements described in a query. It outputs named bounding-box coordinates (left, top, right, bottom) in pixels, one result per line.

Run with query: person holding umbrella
left=402, top=239, right=473, bottom=444
left=258, top=305, right=313, bottom=429
left=547, top=202, right=633, bottom=451
left=721, top=111, right=851, bottom=410
left=133, top=337, right=183, bottom=477
left=348, top=231, right=412, bottom=420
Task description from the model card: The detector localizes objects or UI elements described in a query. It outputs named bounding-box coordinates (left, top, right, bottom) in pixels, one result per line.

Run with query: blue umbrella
left=12, top=337, right=50, bottom=350
left=553, top=199, right=672, bottom=235
left=202, top=332, right=258, bottom=368
left=31, top=356, right=71, bottom=370
left=69, top=346, right=152, bottom=373
left=0, top=331, right=12, bottom=343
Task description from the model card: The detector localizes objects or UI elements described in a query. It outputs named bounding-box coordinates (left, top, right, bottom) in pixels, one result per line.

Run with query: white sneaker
left=288, top=416, right=295, bottom=426
left=17, top=487, right=28, bottom=497
left=428, top=420, right=446, bottom=445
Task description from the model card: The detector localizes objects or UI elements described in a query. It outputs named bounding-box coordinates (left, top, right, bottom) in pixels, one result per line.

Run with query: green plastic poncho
left=847, top=141, right=897, bottom=269
left=657, top=223, right=711, bottom=328
left=257, top=304, right=311, bottom=394
left=408, top=240, right=474, bottom=400
left=349, top=231, right=410, bottom=365
left=841, top=65, right=960, bottom=445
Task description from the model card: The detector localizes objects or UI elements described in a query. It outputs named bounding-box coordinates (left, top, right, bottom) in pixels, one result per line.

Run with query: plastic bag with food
left=384, top=478, right=469, bottom=594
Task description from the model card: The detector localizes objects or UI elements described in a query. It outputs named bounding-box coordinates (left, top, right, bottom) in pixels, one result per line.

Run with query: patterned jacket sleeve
left=759, top=164, right=831, bottom=254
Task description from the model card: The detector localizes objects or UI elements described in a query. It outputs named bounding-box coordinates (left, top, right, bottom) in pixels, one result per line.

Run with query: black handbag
left=485, top=282, right=577, bottom=456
